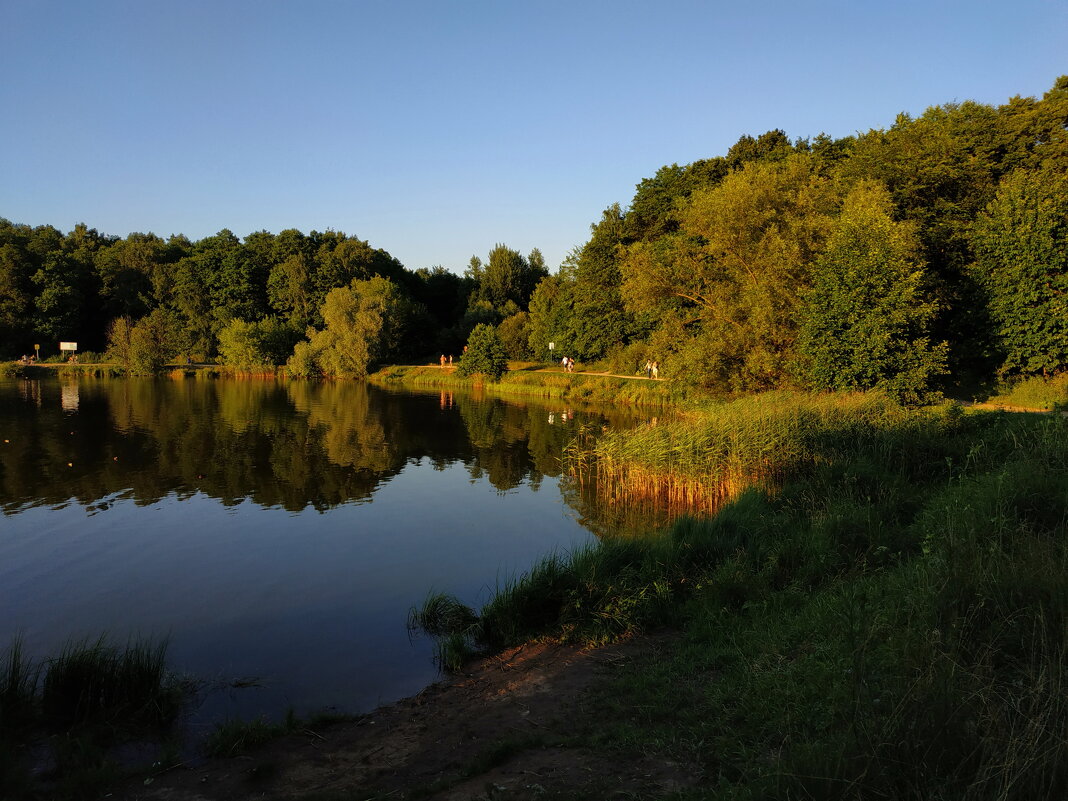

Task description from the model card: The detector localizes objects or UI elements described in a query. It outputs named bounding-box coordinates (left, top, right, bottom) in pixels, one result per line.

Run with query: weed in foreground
left=0, top=635, right=39, bottom=736
left=203, top=713, right=294, bottom=758
left=0, top=635, right=193, bottom=799
left=41, top=635, right=183, bottom=731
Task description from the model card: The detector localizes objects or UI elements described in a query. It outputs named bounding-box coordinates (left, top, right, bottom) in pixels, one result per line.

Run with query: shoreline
left=115, top=635, right=688, bottom=801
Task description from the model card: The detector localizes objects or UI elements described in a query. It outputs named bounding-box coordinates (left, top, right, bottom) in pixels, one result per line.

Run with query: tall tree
left=799, top=181, right=947, bottom=402
left=0, top=240, right=35, bottom=353
left=621, top=154, right=840, bottom=389
left=288, top=277, right=416, bottom=379
left=469, top=244, right=548, bottom=313
left=569, top=205, right=640, bottom=360
left=970, top=167, right=1068, bottom=376
left=94, top=233, right=165, bottom=322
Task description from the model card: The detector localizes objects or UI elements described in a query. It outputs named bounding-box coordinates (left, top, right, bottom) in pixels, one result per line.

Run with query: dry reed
left=569, top=391, right=904, bottom=518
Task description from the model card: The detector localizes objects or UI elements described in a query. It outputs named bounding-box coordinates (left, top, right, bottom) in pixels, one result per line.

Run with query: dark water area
left=0, top=375, right=653, bottom=736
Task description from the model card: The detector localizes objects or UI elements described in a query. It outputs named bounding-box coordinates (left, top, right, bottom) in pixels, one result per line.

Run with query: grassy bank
left=984, top=372, right=1068, bottom=410
left=413, top=394, right=1068, bottom=799
left=370, top=362, right=680, bottom=407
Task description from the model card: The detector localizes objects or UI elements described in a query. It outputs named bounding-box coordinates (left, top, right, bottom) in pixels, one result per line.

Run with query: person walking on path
left=440, top=354, right=446, bottom=369
left=651, top=361, right=659, bottom=379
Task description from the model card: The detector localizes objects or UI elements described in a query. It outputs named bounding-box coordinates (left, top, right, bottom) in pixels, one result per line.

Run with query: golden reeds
left=569, top=391, right=903, bottom=517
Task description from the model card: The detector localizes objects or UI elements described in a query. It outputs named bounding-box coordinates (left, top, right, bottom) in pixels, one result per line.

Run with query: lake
left=0, top=374, right=650, bottom=735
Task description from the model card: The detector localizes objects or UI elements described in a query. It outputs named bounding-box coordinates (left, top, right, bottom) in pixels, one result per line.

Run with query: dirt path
left=116, top=634, right=697, bottom=801
left=529, top=367, right=662, bottom=381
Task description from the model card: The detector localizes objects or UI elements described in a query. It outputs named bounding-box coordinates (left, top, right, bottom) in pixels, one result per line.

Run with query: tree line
left=3, top=75, right=1066, bottom=398
left=530, top=75, right=1068, bottom=400
left=0, top=220, right=547, bottom=375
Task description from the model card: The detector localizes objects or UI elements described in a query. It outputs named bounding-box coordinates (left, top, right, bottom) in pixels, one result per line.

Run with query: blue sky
left=2, top=0, right=1065, bottom=274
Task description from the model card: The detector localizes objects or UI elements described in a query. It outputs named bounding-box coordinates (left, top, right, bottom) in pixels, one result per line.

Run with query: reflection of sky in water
left=0, top=381, right=604, bottom=728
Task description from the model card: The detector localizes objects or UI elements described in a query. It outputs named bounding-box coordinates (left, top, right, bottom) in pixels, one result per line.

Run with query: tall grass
left=408, top=593, right=482, bottom=670
left=0, top=636, right=39, bottom=736
left=568, top=391, right=919, bottom=517
left=985, top=372, right=1068, bottom=411
left=0, top=635, right=190, bottom=798
left=41, top=636, right=183, bottom=730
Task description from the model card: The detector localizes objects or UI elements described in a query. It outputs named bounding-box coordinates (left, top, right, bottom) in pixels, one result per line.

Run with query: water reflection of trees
left=0, top=378, right=634, bottom=520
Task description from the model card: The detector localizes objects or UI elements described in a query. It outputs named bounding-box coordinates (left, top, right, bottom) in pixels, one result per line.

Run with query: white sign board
left=59, top=342, right=78, bottom=351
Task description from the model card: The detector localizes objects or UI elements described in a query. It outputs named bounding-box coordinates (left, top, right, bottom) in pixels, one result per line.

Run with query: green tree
left=497, top=312, right=531, bottom=359
left=569, top=205, right=645, bottom=360
left=526, top=269, right=576, bottom=360
left=624, top=157, right=732, bottom=241
left=724, top=129, right=794, bottom=169
left=170, top=231, right=247, bottom=358
left=107, top=309, right=181, bottom=374
left=105, top=316, right=135, bottom=370
left=799, top=182, right=947, bottom=402
left=457, top=323, right=508, bottom=379
left=32, top=255, right=85, bottom=343
left=970, top=168, right=1068, bottom=376
left=287, top=277, right=415, bottom=379
left=93, top=233, right=165, bottom=322
left=0, top=239, right=35, bottom=353
left=218, top=317, right=302, bottom=370
left=469, top=244, right=548, bottom=312
left=621, top=154, right=841, bottom=389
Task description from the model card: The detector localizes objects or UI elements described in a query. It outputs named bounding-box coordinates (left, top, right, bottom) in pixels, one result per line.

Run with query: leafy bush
left=457, top=323, right=508, bottom=380
left=496, top=312, right=532, bottom=359
left=218, top=317, right=302, bottom=370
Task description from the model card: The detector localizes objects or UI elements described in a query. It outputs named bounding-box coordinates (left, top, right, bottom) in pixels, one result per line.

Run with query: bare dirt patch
left=116, top=634, right=698, bottom=800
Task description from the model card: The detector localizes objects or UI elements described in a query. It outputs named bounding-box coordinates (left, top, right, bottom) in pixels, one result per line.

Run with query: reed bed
left=569, top=391, right=910, bottom=517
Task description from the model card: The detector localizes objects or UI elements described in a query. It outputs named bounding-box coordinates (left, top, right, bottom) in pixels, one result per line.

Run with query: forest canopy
left=3, top=76, right=1066, bottom=398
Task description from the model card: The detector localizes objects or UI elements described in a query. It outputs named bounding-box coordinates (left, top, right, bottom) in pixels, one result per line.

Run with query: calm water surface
left=0, top=375, right=648, bottom=732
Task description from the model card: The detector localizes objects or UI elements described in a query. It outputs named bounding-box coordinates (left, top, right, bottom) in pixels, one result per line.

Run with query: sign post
left=34, top=344, right=39, bottom=360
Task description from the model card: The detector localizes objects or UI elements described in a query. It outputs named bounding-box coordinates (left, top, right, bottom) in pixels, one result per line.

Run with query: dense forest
left=2, top=76, right=1066, bottom=399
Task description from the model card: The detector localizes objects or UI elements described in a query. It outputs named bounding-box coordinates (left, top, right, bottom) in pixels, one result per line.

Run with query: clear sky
left=2, top=0, right=1065, bottom=274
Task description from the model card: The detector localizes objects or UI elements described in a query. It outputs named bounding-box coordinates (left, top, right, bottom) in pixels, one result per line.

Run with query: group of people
left=19, top=354, right=37, bottom=364
left=560, top=356, right=575, bottom=372
left=644, top=360, right=660, bottom=379
left=439, top=354, right=454, bottom=368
